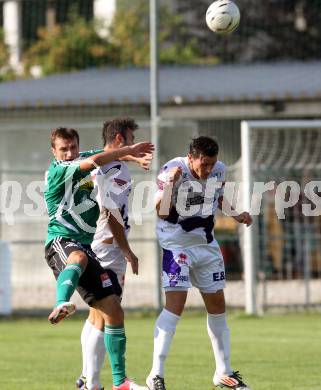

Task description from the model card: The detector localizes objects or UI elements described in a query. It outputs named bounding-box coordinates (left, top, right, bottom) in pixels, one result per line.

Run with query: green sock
left=56, top=264, right=83, bottom=306
left=104, top=325, right=126, bottom=386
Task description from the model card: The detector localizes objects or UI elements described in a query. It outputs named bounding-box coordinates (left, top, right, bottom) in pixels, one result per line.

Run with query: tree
left=0, top=29, right=15, bottom=81
left=108, top=0, right=214, bottom=66
left=23, top=16, right=119, bottom=76
left=22, top=0, right=321, bottom=76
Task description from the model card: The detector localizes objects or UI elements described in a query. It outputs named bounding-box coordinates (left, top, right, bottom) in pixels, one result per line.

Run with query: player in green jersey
left=44, top=126, right=153, bottom=390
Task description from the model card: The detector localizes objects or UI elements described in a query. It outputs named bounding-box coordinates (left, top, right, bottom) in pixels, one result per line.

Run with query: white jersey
left=156, top=156, right=226, bottom=250
left=91, top=160, right=131, bottom=250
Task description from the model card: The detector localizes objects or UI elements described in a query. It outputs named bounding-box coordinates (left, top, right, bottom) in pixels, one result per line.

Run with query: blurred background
left=0, top=0, right=321, bottom=315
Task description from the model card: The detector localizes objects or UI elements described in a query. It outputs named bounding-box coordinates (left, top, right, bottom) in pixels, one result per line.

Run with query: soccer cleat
left=213, top=371, right=251, bottom=390
left=76, top=374, right=105, bottom=390
left=48, top=301, right=76, bottom=324
left=146, top=375, right=166, bottom=390
left=76, top=375, right=86, bottom=388
left=112, top=378, right=148, bottom=390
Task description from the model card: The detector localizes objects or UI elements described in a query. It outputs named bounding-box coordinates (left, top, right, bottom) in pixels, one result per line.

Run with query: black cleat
left=146, top=375, right=166, bottom=390
left=76, top=375, right=86, bottom=388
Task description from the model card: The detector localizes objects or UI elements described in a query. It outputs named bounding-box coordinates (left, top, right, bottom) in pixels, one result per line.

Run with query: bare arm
left=107, top=210, right=139, bottom=275
left=156, top=167, right=182, bottom=219
left=156, top=183, right=175, bottom=219
left=79, top=142, right=154, bottom=172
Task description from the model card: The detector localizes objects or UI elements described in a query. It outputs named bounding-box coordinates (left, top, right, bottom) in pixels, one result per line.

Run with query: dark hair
left=51, top=127, right=79, bottom=148
left=189, top=136, right=219, bottom=157
left=102, top=117, right=138, bottom=146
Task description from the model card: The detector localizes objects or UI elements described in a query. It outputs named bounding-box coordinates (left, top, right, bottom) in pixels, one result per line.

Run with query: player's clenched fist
left=234, top=211, right=252, bottom=226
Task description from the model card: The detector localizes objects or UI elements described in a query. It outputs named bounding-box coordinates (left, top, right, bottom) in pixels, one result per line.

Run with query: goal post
left=0, top=240, right=11, bottom=315
left=240, top=120, right=321, bottom=314
left=241, top=121, right=256, bottom=315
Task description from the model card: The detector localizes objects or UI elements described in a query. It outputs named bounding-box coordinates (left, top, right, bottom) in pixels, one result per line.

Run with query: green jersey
left=44, top=150, right=103, bottom=246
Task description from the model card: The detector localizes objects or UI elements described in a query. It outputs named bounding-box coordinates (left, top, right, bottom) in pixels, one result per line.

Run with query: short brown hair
left=102, top=117, right=138, bottom=146
left=51, top=127, right=79, bottom=148
left=189, top=136, right=219, bottom=157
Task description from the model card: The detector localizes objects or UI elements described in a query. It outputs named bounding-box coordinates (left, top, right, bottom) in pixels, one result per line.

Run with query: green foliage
left=158, top=12, right=205, bottom=65
left=0, top=30, right=9, bottom=69
left=111, top=0, right=214, bottom=66
left=23, top=1, right=214, bottom=75
left=0, top=29, right=15, bottom=82
left=24, top=17, right=119, bottom=76
left=109, top=1, right=150, bottom=66
left=9, top=0, right=321, bottom=79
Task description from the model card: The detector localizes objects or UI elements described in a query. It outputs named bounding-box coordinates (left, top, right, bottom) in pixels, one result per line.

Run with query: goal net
left=238, top=120, right=321, bottom=314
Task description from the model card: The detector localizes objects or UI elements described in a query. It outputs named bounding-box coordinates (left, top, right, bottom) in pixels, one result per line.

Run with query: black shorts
left=45, top=237, right=122, bottom=306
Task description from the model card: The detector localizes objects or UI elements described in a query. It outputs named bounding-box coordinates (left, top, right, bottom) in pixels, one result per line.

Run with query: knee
left=89, top=308, right=104, bottom=331
left=164, top=291, right=187, bottom=316
left=165, top=302, right=184, bottom=316
left=203, top=290, right=226, bottom=314
left=103, top=306, right=124, bottom=326
left=213, top=300, right=226, bottom=314
left=99, top=295, right=124, bottom=326
left=68, top=251, right=88, bottom=269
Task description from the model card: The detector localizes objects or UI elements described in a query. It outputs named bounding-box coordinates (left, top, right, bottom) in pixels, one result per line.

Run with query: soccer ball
left=205, top=0, right=240, bottom=34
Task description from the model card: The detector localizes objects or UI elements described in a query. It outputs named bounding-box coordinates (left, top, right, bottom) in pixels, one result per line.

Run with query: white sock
left=81, top=319, right=94, bottom=378
left=151, top=308, right=180, bottom=378
left=85, top=327, right=106, bottom=390
left=207, top=313, right=232, bottom=376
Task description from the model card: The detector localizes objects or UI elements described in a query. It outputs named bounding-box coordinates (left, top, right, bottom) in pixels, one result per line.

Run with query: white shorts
left=92, top=242, right=127, bottom=289
left=162, top=243, right=226, bottom=293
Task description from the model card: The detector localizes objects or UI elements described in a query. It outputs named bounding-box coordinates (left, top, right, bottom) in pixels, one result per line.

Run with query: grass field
left=0, top=311, right=320, bottom=390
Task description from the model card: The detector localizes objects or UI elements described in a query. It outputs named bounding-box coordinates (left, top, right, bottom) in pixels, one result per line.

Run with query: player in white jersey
left=77, top=118, right=151, bottom=390
left=146, top=136, right=252, bottom=390
left=91, top=159, right=131, bottom=286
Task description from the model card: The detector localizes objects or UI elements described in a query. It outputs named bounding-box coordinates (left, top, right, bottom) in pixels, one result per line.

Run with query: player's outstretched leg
left=48, top=261, right=83, bottom=324
left=146, top=374, right=166, bottom=390
left=48, top=301, right=76, bottom=324
left=213, top=371, right=251, bottom=390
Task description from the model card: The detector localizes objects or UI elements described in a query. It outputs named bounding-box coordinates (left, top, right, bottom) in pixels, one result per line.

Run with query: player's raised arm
left=79, top=142, right=154, bottom=171
left=156, top=166, right=182, bottom=219
left=106, top=210, right=139, bottom=275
